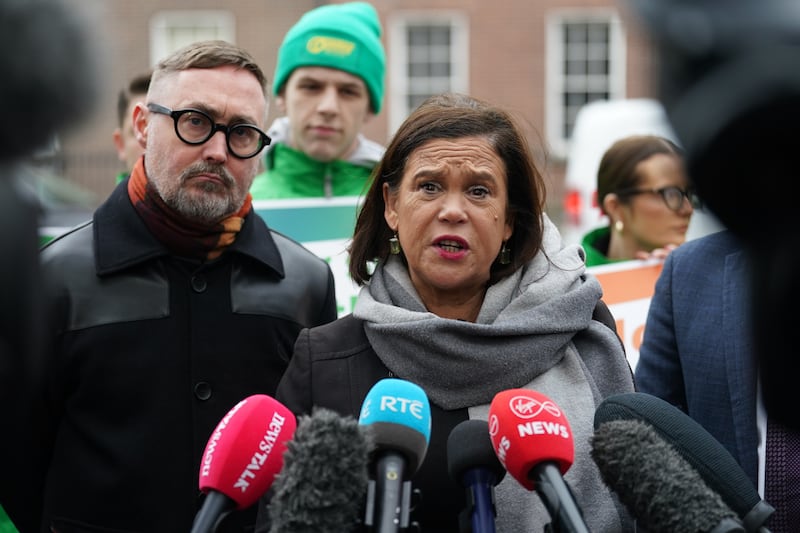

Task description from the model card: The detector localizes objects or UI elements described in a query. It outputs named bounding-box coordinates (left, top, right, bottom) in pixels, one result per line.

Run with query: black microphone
left=592, top=418, right=746, bottom=532
left=628, top=0, right=800, bottom=430
left=594, top=392, right=774, bottom=532
left=0, top=1, right=98, bottom=530
left=447, top=419, right=506, bottom=533
left=0, top=0, right=100, bottom=161
left=358, top=378, right=432, bottom=533
left=267, top=407, right=372, bottom=533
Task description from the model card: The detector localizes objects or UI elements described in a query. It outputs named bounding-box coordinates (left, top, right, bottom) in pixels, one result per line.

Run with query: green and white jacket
left=249, top=117, right=384, bottom=199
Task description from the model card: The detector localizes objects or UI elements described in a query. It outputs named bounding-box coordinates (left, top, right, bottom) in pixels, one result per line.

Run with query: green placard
left=252, top=197, right=364, bottom=317
left=252, top=197, right=362, bottom=242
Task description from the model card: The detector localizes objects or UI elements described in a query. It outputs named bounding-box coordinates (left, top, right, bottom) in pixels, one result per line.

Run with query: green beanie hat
left=273, top=2, right=386, bottom=113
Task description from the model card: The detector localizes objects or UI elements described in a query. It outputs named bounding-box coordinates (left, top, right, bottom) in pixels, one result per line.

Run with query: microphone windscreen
left=592, top=419, right=743, bottom=533
left=447, top=419, right=506, bottom=486
left=0, top=0, right=100, bottom=160
left=593, top=392, right=765, bottom=524
left=199, top=395, right=296, bottom=510
left=358, top=378, right=431, bottom=477
left=488, top=389, right=574, bottom=491
left=268, top=407, right=371, bottom=533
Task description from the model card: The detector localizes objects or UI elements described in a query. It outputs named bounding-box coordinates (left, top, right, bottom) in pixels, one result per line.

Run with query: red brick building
left=55, top=0, right=659, bottom=226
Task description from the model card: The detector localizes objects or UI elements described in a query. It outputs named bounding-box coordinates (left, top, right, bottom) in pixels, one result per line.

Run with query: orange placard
left=589, top=261, right=663, bottom=305
left=587, top=259, right=665, bottom=371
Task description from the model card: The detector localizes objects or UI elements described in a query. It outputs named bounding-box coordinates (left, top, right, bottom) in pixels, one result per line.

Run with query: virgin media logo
left=488, top=414, right=499, bottom=437
left=509, top=395, right=562, bottom=419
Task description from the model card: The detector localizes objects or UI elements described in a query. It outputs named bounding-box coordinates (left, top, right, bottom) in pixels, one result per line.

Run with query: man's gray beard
left=167, top=181, right=236, bottom=224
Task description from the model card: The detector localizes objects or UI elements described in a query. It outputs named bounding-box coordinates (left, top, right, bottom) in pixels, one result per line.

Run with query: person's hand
left=634, top=243, right=678, bottom=261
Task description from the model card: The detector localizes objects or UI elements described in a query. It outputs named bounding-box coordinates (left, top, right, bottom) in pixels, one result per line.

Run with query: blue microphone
left=358, top=378, right=431, bottom=533
left=447, top=419, right=506, bottom=533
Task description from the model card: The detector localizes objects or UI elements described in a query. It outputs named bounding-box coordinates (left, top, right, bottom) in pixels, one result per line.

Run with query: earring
left=389, top=233, right=401, bottom=255
left=614, top=220, right=624, bottom=234
left=499, top=241, right=511, bottom=265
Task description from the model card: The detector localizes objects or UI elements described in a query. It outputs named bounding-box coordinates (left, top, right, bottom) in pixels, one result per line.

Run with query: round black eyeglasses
left=616, top=185, right=702, bottom=212
left=147, top=103, right=270, bottom=159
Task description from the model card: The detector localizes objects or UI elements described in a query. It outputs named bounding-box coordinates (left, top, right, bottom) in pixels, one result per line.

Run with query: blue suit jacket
left=635, top=229, right=759, bottom=486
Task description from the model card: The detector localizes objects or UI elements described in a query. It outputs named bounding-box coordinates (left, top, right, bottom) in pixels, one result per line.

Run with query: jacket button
left=191, top=275, right=207, bottom=293
left=194, top=381, right=212, bottom=400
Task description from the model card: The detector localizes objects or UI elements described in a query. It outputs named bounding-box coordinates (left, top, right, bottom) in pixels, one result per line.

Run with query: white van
left=559, top=98, right=722, bottom=246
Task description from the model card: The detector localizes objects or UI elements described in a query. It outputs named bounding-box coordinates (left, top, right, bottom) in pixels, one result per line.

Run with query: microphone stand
left=530, top=463, right=590, bottom=533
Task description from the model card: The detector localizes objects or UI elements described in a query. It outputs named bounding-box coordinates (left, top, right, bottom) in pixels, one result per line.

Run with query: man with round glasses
left=146, top=102, right=270, bottom=160
left=581, top=134, right=696, bottom=266
left=33, top=40, right=337, bottom=533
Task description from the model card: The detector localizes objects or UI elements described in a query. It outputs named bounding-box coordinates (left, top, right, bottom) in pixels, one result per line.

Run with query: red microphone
left=488, top=389, right=589, bottom=533
left=191, top=394, right=297, bottom=533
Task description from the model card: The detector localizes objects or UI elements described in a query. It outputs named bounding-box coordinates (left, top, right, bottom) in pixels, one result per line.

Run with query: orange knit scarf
left=127, top=158, right=252, bottom=260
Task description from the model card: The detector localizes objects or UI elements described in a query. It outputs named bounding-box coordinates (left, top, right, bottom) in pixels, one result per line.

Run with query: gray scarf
left=352, top=215, right=635, bottom=532
left=353, top=215, right=613, bottom=410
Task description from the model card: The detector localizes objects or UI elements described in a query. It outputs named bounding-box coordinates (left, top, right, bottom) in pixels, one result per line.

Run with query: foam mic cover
left=0, top=0, right=100, bottom=160
left=447, top=419, right=506, bottom=533
left=592, top=419, right=746, bottom=533
left=487, top=388, right=573, bottom=491
left=267, top=407, right=372, bottom=533
left=192, top=395, right=296, bottom=533
left=358, top=378, right=431, bottom=477
left=594, top=392, right=774, bottom=532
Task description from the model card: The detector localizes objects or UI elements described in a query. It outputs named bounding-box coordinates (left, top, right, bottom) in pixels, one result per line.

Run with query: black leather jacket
left=16, top=182, right=337, bottom=533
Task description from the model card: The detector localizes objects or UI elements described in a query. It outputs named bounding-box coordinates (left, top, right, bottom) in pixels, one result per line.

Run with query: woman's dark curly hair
left=348, top=92, right=546, bottom=286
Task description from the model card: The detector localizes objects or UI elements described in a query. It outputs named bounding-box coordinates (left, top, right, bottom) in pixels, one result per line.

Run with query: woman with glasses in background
left=581, top=134, right=698, bottom=266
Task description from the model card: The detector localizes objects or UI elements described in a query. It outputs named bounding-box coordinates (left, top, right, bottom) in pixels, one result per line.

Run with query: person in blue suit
left=634, top=229, right=759, bottom=485
left=636, top=229, right=800, bottom=531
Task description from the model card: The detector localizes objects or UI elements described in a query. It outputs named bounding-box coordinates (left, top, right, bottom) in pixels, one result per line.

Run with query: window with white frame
left=149, top=11, right=236, bottom=66
left=546, top=11, right=625, bottom=157
left=388, top=11, right=469, bottom=134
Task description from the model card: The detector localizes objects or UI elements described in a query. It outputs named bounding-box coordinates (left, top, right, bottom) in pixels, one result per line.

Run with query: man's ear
left=275, top=94, right=287, bottom=115
left=112, top=128, right=125, bottom=161
left=132, top=103, right=148, bottom=147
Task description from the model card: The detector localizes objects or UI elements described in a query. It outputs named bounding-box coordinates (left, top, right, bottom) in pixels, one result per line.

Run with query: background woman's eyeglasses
left=147, top=103, right=270, bottom=159
left=616, top=185, right=702, bottom=212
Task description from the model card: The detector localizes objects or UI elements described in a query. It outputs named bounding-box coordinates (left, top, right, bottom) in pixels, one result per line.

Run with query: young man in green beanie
left=249, top=1, right=386, bottom=199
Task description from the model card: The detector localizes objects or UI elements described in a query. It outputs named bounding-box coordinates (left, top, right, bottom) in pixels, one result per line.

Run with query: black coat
left=257, top=303, right=626, bottom=533
left=261, top=314, right=471, bottom=533
left=14, top=182, right=338, bottom=533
